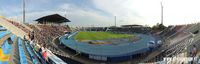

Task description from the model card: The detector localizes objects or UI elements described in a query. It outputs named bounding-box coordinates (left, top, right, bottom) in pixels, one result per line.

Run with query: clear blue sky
left=0, top=0, right=200, bottom=27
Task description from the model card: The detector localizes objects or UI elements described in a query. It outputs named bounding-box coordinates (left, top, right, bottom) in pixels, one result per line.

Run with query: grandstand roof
left=35, top=14, right=70, bottom=24
left=121, top=24, right=143, bottom=28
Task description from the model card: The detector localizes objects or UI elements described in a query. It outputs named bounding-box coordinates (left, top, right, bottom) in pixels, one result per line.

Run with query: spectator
left=191, top=45, right=197, bottom=64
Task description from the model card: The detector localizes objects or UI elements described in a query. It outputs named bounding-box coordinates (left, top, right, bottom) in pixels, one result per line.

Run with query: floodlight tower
left=22, top=0, right=25, bottom=23
left=161, top=2, right=163, bottom=25
left=63, top=9, right=68, bottom=25
left=64, top=9, right=68, bottom=18
left=114, top=16, right=117, bottom=27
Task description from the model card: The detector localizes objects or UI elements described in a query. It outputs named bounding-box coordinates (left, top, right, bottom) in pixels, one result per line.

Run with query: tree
left=152, top=23, right=166, bottom=31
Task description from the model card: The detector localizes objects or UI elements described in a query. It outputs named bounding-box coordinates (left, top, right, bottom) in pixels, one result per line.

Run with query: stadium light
left=22, top=0, right=25, bottom=23
left=114, top=16, right=117, bottom=27
left=161, top=2, right=163, bottom=25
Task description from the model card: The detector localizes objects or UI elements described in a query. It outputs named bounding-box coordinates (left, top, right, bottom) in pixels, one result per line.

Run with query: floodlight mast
left=115, top=16, right=116, bottom=27
left=23, top=0, right=25, bottom=23
left=161, top=2, right=163, bottom=25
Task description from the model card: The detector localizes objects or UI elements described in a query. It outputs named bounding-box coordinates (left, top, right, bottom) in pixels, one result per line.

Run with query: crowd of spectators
left=6, top=19, right=31, bottom=33
left=26, top=24, right=70, bottom=62
left=28, top=24, right=70, bottom=45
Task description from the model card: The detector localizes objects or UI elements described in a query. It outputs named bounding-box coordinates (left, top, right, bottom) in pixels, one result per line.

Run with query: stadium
left=0, top=13, right=160, bottom=64
left=0, top=13, right=198, bottom=64
left=1, top=0, right=200, bottom=64
left=0, top=14, right=200, bottom=64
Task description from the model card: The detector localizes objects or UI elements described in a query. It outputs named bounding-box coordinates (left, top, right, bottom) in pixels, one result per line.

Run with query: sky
left=1, top=0, right=200, bottom=27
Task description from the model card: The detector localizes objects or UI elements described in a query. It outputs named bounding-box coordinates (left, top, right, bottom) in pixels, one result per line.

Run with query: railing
left=28, top=43, right=47, bottom=64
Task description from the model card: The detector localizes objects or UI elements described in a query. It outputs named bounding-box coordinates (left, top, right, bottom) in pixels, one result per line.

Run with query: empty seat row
left=1, top=40, right=12, bottom=55
left=18, top=38, right=28, bottom=64
left=21, top=39, right=33, bottom=64
left=25, top=41, right=38, bottom=64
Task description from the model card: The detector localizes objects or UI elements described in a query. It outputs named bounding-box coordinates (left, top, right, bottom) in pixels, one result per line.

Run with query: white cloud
left=92, top=0, right=200, bottom=26
left=9, top=3, right=113, bottom=27
left=57, top=3, right=114, bottom=27
left=6, top=0, right=200, bottom=27
left=92, top=0, right=162, bottom=26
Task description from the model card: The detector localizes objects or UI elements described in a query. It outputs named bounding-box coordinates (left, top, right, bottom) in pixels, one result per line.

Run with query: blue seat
left=0, top=61, right=9, bottom=64
left=10, top=34, right=16, bottom=42
left=18, top=38, right=28, bottom=64
left=2, top=31, right=10, bottom=36
left=0, top=27, right=6, bottom=30
left=0, top=31, right=10, bottom=39
left=1, top=33, right=14, bottom=55
left=25, top=41, right=38, bottom=64
left=2, top=40, right=12, bottom=54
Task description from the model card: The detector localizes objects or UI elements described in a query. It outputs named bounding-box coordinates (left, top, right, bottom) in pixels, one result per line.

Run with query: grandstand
left=140, top=23, right=200, bottom=64
left=1, top=13, right=200, bottom=64
left=80, top=25, right=151, bottom=34
left=0, top=15, right=69, bottom=64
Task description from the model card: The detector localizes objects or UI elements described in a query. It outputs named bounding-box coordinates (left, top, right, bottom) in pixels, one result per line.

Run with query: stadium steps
left=21, top=39, right=33, bottom=64
left=188, top=23, right=200, bottom=33
left=185, top=24, right=194, bottom=32
left=165, top=37, right=190, bottom=55
left=143, top=34, right=192, bottom=62
left=165, top=37, right=193, bottom=57
left=165, top=26, right=186, bottom=40
left=187, top=23, right=197, bottom=31
left=9, top=37, right=20, bottom=64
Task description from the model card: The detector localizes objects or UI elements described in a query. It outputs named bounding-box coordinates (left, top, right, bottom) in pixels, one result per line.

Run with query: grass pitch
left=75, top=31, right=133, bottom=41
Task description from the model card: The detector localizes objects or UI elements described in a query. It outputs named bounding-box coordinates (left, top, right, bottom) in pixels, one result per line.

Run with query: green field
left=75, top=31, right=133, bottom=41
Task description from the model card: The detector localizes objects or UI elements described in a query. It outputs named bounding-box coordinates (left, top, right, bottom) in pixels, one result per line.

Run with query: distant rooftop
left=35, top=14, right=71, bottom=24
left=121, top=24, right=143, bottom=28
